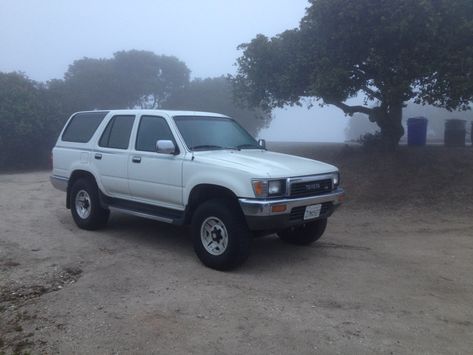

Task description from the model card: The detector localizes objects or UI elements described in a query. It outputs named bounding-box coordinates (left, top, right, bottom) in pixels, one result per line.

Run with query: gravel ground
left=1, top=145, right=473, bottom=354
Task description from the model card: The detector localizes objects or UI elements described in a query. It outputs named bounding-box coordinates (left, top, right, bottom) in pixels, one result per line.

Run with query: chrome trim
left=108, top=206, right=173, bottom=224
left=239, top=188, right=344, bottom=217
left=54, top=145, right=94, bottom=152
left=50, top=175, right=69, bottom=192
left=288, top=173, right=336, bottom=196
left=251, top=173, right=337, bottom=199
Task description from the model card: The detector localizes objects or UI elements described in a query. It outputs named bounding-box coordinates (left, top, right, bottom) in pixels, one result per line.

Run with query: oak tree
left=234, top=0, right=473, bottom=148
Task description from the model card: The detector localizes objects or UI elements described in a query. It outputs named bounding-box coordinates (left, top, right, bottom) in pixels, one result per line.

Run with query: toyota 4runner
left=51, top=110, right=344, bottom=270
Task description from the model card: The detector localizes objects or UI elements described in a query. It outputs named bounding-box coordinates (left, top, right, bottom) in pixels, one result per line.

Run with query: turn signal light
left=271, top=204, right=287, bottom=213
left=252, top=181, right=266, bottom=197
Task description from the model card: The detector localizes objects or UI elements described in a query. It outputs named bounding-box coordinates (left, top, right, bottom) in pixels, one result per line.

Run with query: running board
left=99, top=192, right=185, bottom=225
left=108, top=206, right=174, bottom=224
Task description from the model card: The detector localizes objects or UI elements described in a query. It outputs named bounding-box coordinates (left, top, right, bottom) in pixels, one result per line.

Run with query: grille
left=289, top=202, right=333, bottom=221
left=290, top=178, right=332, bottom=198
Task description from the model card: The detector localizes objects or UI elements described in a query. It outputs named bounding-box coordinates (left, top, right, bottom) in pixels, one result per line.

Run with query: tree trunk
left=371, top=102, right=404, bottom=150
left=328, top=98, right=405, bottom=149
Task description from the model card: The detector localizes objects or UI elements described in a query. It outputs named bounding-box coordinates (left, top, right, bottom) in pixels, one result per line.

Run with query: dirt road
left=1, top=148, right=473, bottom=353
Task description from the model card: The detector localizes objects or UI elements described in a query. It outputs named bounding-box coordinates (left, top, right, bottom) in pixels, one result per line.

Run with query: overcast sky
left=0, top=0, right=347, bottom=142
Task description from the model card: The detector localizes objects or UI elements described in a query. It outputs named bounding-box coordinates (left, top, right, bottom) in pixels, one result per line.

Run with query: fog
left=0, top=0, right=350, bottom=142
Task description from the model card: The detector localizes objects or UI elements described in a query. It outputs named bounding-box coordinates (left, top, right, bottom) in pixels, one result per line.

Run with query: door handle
left=94, top=153, right=102, bottom=160
left=132, top=156, right=141, bottom=163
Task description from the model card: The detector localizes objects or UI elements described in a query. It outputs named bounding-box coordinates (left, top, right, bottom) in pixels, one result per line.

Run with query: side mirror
left=156, top=140, right=176, bottom=155
left=257, top=139, right=266, bottom=149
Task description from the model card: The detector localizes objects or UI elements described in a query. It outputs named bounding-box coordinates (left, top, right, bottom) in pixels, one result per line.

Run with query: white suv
left=51, top=110, right=344, bottom=270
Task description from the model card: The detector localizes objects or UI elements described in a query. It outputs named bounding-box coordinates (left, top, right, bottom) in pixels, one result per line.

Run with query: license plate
left=304, top=204, right=322, bottom=220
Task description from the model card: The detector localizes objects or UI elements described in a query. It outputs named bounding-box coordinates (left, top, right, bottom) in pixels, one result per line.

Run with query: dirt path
left=1, top=171, right=472, bottom=354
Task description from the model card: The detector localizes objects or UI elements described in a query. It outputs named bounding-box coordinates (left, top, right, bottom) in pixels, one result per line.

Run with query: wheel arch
left=184, top=184, right=242, bottom=225
left=66, top=170, right=99, bottom=209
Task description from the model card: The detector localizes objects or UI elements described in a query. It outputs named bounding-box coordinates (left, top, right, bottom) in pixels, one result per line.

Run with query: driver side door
left=127, top=115, right=184, bottom=211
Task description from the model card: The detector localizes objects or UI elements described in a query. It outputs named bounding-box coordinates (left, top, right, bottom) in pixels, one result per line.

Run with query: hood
left=192, top=149, right=337, bottom=178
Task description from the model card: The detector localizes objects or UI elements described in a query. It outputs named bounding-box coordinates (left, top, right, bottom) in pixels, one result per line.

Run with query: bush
left=0, top=72, right=63, bottom=170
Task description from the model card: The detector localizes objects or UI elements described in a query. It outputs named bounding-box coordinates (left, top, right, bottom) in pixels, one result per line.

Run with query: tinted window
left=136, top=116, right=176, bottom=152
left=99, top=115, right=135, bottom=149
left=62, top=111, right=109, bottom=143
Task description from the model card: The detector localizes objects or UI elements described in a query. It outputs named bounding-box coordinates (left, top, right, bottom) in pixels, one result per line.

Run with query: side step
left=99, top=193, right=185, bottom=225
left=108, top=206, right=175, bottom=224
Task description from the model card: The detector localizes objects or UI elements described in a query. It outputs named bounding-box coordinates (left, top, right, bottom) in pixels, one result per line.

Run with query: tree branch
left=325, top=100, right=373, bottom=116
left=361, top=85, right=382, bottom=100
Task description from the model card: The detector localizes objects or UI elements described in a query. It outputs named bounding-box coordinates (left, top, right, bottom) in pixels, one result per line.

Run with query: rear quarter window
left=61, top=111, right=109, bottom=143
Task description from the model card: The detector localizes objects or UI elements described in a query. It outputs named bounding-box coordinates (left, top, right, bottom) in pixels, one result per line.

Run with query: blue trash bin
left=407, top=117, right=428, bottom=146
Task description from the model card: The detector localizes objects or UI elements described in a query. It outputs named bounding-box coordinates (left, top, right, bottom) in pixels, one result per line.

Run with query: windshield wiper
left=189, top=144, right=226, bottom=151
left=236, top=144, right=260, bottom=150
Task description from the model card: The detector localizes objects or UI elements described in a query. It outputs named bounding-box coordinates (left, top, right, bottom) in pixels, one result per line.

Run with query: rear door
left=127, top=115, right=184, bottom=210
left=92, top=114, right=135, bottom=198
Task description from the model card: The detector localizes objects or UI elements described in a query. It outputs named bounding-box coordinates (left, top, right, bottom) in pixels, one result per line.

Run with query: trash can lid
left=407, top=117, right=428, bottom=123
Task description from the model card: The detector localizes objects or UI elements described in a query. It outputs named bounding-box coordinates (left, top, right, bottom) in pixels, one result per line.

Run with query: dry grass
left=269, top=142, right=473, bottom=212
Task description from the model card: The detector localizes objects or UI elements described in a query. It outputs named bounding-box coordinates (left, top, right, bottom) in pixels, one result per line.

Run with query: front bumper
left=239, top=188, right=344, bottom=231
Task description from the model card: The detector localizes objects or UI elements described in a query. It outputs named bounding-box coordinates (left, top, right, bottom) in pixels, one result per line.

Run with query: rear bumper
left=239, top=188, right=344, bottom=231
left=50, top=175, right=68, bottom=192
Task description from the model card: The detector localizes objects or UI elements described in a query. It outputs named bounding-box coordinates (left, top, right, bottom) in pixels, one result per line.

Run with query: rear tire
left=277, top=218, right=327, bottom=245
left=70, top=178, right=109, bottom=230
left=191, top=199, right=251, bottom=270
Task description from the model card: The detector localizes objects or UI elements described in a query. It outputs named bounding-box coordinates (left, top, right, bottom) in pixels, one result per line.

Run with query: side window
left=99, top=115, right=135, bottom=149
left=61, top=111, right=109, bottom=143
left=135, top=116, right=176, bottom=152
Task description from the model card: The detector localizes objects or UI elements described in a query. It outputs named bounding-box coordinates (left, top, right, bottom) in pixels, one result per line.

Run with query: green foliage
left=234, top=0, right=473, bottom=147
left=0, top=72, right=61, bottom=169
left=357, top=132, right=386, bottom=151
left=58, top=50, right=190, bottom=111
left=162, top=76, right=271, bottom=136
left=0, top=51, right=191, bottom=170
left=0, top=52, right=271, bottom=170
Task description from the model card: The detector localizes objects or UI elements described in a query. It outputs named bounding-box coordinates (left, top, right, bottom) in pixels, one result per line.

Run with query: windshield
left=173, top=116, right=259, bottom=151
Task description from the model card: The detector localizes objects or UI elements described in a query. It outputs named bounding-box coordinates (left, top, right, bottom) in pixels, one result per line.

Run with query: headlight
left=252, top=179, right=286, bottom=198
left=332, top=172, right=340, bottom=187
left=268, top=180, right=283, bottom=195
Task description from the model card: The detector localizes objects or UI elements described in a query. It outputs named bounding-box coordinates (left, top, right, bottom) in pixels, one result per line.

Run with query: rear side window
left=135, top=116, right=176, bottom=152
left=99, top=115, right=135, bottom=149
left=61, top=111, right=109, bottom=143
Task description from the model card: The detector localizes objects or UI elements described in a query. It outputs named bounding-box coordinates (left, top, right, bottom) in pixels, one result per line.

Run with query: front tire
left=191, top=199, right=251, bottom=270
left=70, top=178, right=109, bottom=230
left=277, top=218, right=327, bottom=245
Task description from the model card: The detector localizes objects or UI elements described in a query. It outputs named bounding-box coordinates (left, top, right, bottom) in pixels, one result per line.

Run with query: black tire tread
left=70, top=178, right=109, bottom=230
left=191, top=198, right=251, bottom=270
